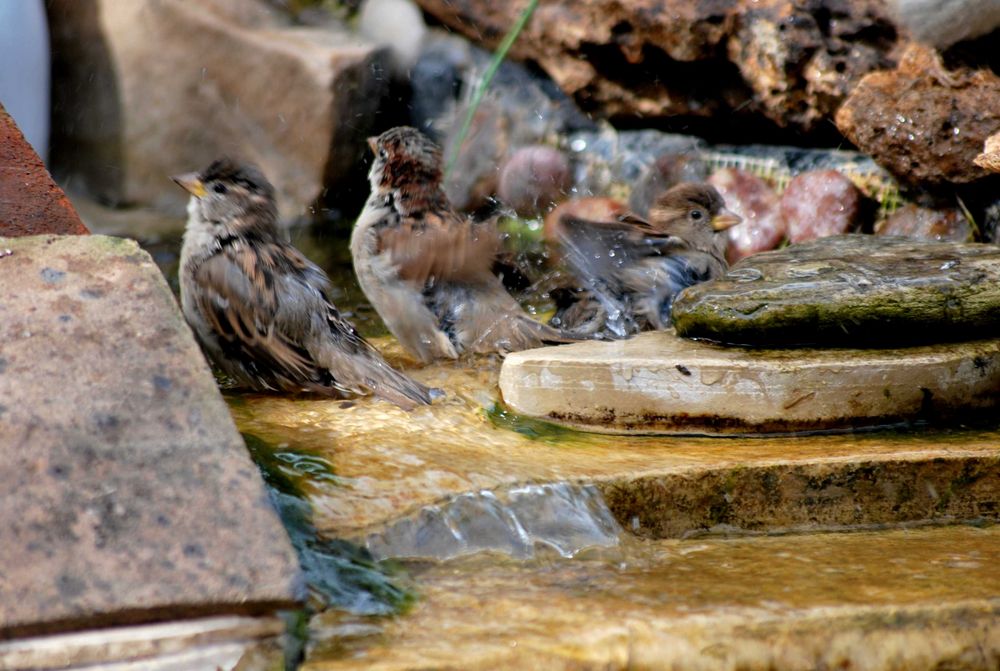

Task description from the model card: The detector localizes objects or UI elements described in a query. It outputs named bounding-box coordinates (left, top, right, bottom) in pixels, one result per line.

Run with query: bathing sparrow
left=551, top=182, right=741, bottom=339
left=352, top=126, right=570, bottom=362
left=174, top=158, right=437, bottom=410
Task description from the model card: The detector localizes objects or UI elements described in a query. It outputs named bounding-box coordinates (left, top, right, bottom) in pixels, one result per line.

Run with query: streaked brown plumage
left=551, top=182, right=741, bottom=339
left=174, top=158, right=437, bottom=410
left=351, top=126, right=571, bottom=362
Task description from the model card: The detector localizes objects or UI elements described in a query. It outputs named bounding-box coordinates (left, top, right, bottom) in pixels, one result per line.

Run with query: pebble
left=780, top=170, right=863, bottom=244
left=498, top=146, right=572, bottom=217
left=877, top=205, right=972, bottom=242
left=707, top=168, right=786, bottom=263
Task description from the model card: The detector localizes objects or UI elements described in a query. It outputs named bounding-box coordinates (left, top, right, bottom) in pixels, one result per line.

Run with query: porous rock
left=835, top=44, right=1000, bottom=187
left=672, top=234, right=1000, bottom=347
left=47, top=0, right=390, bottom=219
left=729, top=0, right=897, bottom=131
left=975, top=132, right=1000, bottom=173
left=414, top=0, right=900, bottom=133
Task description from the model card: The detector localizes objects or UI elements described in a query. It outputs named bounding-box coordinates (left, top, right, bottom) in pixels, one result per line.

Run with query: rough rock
left=729, top=0, right=897, bottom=131
left=0, top=235, right=300, bottom=638
left=877, top=204, right=973, bottom=242
left=975, top=132, right=1000, bottom=173
left=672, top=234, right=1000, bottom=347
left=47, top=0, right=390, bottom=219
left=413, top=0, right=900, bottom=133
left=0, top=103, right=88, bottom=237
left=835, top=44, right=1000, bottom=187
left=499, top=329, right=1000, bottom=435
left=780, top=170, right=863, bottom=243
left=707, top=167, right=784, bottom=262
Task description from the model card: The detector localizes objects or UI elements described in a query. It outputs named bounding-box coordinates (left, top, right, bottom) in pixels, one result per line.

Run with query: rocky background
left=45, top=0, right=1000, bottom=251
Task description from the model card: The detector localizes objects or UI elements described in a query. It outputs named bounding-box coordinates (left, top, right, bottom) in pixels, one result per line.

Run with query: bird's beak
left=171, top=172, right=207, bottom=198
left=711, top=208, right=742, bottom=231
left=367, top=137, right=378, bottom=155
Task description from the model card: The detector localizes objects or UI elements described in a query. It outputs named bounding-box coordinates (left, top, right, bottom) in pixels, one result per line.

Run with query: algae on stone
left=672, top=235, right=1000, bottom=347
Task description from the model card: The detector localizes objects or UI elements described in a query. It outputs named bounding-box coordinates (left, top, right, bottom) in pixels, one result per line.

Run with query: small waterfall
left=366, top=482, right=622, bottom=561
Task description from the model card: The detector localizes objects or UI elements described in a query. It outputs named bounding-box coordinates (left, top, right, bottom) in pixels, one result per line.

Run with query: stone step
left=231, top=349, right=1000, bottom=544
left=302, top=524, right=1000, bottom=671
left=0, top=234, right=300, bottom=640
left=498, top=330, right=1000, bottom=435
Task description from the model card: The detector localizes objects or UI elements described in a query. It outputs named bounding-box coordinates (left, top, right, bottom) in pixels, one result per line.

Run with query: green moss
left=243, top=433, right=415, bottom=616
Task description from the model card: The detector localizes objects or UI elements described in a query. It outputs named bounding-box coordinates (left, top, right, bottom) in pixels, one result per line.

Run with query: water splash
left=366, top=482, right=622, bottom=561
left=243, top=434, right=414, bottom=616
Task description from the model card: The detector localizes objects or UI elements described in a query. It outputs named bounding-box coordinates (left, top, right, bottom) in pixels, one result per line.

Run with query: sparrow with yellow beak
left=352, top=126, right=571, bottom=362
left=174, top=158, right=438, bottom=410
left=551, top=182, right=741, bottom=339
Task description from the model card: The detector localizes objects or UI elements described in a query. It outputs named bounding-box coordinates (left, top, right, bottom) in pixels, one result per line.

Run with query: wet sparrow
left=551, top=182, right=741, bottom=339
left=173, top=158, right=437, bottom=410
left=352, top=126, right=570, bottom=363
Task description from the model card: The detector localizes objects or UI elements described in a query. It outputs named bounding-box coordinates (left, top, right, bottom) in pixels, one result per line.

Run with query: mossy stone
left=672, top=235, right=1000, bottom=347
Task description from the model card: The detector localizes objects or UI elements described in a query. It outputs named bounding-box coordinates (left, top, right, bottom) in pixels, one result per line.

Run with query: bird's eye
left=213, top=183, right=228, bottom=194
left=379, top=149, right=388, bottom=160
left=690, top=209, right=704, bottom=220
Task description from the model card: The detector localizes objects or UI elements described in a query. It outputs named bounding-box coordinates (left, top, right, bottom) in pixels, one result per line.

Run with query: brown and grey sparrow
left=352, top=126, right=570, bottom=363
left=551, top=182, right=741, bottom=339
left=174, top=158, right=437, bottom=410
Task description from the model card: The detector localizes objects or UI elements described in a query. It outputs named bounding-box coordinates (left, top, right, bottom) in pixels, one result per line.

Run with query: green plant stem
left=444, top=0, right=539, bottom=178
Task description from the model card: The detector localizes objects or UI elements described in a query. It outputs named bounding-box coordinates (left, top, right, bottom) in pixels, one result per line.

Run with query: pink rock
left=877, top=205, right=972, bottom=242
left=498, top=145, right=571, bottom=217
left=708, top=167, right=785, bottom=263
left=780, top=170, right=862, bottom=244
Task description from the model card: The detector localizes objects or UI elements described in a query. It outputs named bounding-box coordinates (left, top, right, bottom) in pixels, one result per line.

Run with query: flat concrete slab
left=0, top=235, right=299, bottom=639
left=303, top=525, right=1000, bottom=671
left=499, top=330, right=1000, bottom=434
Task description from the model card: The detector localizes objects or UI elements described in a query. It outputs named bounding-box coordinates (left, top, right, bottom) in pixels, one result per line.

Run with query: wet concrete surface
left=0, top=235, right=300, bottom=638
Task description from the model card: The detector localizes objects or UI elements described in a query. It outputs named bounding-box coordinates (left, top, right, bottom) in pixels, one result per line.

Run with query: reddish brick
left=0, top=103, right=88, bottom=236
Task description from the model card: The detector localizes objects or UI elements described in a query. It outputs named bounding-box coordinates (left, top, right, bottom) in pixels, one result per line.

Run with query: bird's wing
left=193, top=244, right=323, bottom=389
left=375, top=209, right=500, bottom=285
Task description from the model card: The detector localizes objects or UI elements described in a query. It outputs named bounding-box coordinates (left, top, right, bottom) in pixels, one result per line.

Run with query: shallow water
left=130, top=218, right=1000, bottom=667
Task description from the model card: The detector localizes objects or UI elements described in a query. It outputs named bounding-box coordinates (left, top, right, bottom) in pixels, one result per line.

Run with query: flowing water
left=124, top=216, right=1000, bottom=669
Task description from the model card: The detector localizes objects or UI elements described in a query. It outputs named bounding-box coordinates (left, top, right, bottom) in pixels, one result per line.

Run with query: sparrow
left=550, top=182, right=741, bottom=339
left=173, top=158, right=438, bottom=410
left=352, top=126, right=571, bottom=363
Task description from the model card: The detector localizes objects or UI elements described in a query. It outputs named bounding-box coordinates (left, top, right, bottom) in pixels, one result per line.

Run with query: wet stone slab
left=0, top=235, right=300, bottom=638
left=499, top=330, right=1000, bottom=435
left=232, top=348, right=1000, bottom=544
left=304, top=525, right=1000, bottom=671
left=672, top=234, right=1000, bottom=347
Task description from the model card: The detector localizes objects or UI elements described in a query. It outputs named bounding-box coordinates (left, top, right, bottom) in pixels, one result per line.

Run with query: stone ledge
left=0, top=235, right=299, bottom=638
left=499, top=331, right=1000, bottom=435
